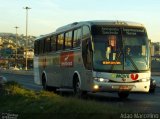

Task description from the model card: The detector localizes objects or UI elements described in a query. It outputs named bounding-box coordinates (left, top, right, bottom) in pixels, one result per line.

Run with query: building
left=0, top=33, right=35, bottom=69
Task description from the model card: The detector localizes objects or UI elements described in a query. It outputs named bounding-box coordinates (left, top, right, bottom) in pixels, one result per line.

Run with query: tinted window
left=73, top=28, right=81, bottom=48
left=51, top=36, right=57, bottom=51
left=45, top=37, right=51, bottom=53
left=57, top=34, right=64, bottom=50
left=92, top=27, right=149, bottom=72
left=82, top=26, right=92, bottom=70
left=39, top=39, right=44, bottom=54
left=34, top=41, right=38, bottom=55
left=82, top=26, right=90, bottom=39
left=65, top=31, right=72, bottom=49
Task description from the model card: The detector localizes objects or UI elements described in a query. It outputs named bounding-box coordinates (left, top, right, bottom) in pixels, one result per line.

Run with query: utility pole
left=14, top=26, right=19, bottom=68
left=23, top=6, right=31, bottom=70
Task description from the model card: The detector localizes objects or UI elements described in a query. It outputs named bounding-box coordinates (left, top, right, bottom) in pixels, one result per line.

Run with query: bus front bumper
left=92, top=81, right=150, bottom=93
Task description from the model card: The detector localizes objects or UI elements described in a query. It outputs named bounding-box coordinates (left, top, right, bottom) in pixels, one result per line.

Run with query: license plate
left=119, top=85, right=129, bottom=90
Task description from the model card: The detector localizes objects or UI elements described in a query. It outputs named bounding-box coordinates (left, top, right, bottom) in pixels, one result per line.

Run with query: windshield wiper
left=125, top=54, right=139, bottom=72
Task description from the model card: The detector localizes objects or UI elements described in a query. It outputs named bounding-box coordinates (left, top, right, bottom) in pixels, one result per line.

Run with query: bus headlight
left=99, top=78, right=104, bottom=82
left=93, top=85, right=99, bottom=90
left=94, top=78, right=109, bottom=82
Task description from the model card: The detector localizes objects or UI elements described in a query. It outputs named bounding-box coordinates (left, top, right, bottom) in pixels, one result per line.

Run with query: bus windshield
left=92, top=26, right=149, bottom=72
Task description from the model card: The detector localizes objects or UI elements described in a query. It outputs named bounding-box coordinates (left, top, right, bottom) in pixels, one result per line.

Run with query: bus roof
left=35, top=20, right=145, bottom=41
left=56, top=20, right=144, bottom=32
left=35, top=31, right=56, bottom=41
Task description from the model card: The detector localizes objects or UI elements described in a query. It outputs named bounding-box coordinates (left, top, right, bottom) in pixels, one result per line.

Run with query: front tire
left=73, top=76, right=87, bottom=98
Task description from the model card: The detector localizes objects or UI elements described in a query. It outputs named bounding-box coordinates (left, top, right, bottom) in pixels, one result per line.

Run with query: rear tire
left=42, top=76, right=48, bottom=91
left=42, top=75, right=57, bottom=93
left=118, top=92, right=129, bottom=99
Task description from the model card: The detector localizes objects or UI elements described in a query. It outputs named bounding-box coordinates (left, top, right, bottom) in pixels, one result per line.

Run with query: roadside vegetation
left=0, top=81, right=130, bottom=119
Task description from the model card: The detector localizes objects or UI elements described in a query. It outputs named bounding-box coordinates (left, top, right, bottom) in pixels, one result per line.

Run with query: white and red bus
left=34, top=21, right=151, bottom=98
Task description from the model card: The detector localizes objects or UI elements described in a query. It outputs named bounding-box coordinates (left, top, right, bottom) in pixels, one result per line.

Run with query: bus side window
left=51, top=36, right=57, bottom=51
left=45, top=37, right=51, bottom=53
left=37, top=40, right=40, bottom=55
left=57, top=34, right=64, bottom=50
left=82, top=26, right=92, bottom=70
left=43, top=39, right=46, bottom=53
left=39, top=39, right=44, bottom=54
left=65, top=31, right=72, bottom=49
left=73, top=28, right=81, bottom=48
left=34, top=41, right=38, bottom=55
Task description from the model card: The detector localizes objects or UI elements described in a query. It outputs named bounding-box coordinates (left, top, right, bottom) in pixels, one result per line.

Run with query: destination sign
left=92, top=26, right=120, bottom=35
left=122, top=28, right=146, bottom=36
left=92, top=25, right=146, bottom=36
left=102, top=27, right=120, bottom=35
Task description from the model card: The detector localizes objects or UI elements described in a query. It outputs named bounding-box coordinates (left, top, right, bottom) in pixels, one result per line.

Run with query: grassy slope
left=0, top=82, right=129, bottom=119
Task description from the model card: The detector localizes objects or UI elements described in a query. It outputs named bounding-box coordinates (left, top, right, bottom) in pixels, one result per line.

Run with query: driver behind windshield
left=106, top=35, right=117, bottom=61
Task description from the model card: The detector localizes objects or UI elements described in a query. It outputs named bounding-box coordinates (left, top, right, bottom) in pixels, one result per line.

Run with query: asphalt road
left=1, top=73, right=42, bottom=91
left=1, top=72, right=160, bottom=114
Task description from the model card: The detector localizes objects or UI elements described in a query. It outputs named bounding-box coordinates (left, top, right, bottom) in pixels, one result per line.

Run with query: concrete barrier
left=0, top=76, right=7, bottom=92
left=0, top=70, right=33, bottom=76
left=151, top=72, right=160, bottom=76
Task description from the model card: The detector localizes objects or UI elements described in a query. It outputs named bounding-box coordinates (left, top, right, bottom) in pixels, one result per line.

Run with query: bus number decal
left=60, top=52, right=74, bottom=67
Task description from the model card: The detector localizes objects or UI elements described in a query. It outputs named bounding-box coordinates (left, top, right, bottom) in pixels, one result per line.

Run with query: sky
left=0, top=0, right=160, bottom=42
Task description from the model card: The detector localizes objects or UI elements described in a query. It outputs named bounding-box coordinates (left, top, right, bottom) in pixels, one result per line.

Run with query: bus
left=34, top=20, right=151, bottom=98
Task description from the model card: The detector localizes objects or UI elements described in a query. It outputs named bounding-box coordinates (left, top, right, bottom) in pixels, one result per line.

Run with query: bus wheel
left=42, top=76, right=48, bottom=91
left=42, top=76, right=57, bottom=93
left=42, top=75, right=50, bottom=91
left=73, top=77, right=80, bottom=95
left=73, top=77, right=87, bottom=98
left=118, top=92, right=129, bottom=99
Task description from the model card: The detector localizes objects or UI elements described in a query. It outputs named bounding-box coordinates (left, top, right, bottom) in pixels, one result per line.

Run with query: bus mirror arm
left=88, top=41, right=93, bottom=52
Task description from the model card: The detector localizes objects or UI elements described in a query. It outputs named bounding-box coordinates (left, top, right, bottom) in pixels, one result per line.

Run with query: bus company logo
left=64, top=55, right=69, bottom=61
left=115, top=74, right=129, bottom=78
left=111, top=74, right=129, bottom=79
left=60, top=52, right=74, bottom=67
left=130, top=74, right=139, bottom=80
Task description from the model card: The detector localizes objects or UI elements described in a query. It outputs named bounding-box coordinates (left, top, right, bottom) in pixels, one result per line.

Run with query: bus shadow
left=86, top=92, right=132, bottom=102
left=55, top=88, right=158, bottom=103
left=57, top=90, right=135, bottom=103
